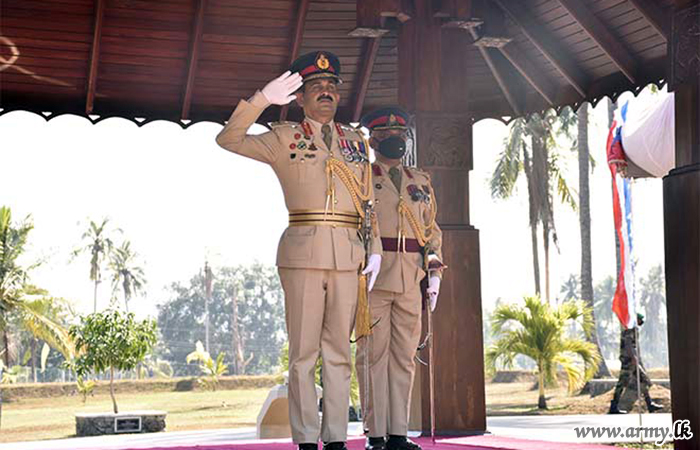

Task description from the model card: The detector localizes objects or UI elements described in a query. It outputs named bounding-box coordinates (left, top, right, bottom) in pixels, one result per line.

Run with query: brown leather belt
left=289, top=210, right=360, bottom=229
left=381, top=237, right=422, bottom=253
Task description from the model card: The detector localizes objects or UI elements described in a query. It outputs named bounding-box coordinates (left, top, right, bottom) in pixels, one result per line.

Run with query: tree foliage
left=157, top=263, right=285, bottom=376
left=108, top=240, right=146, bottom=312
left=186, top=341, right=228, bottom=391
left=490, top=109, right=578, bottom=302
left=486, top=296, right=601, bottom=409
left=69, top=310, right=157, bottom=413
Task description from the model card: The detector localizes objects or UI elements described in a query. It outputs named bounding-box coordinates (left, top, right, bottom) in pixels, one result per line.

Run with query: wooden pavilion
left=1, top=1, right=699, bottom=449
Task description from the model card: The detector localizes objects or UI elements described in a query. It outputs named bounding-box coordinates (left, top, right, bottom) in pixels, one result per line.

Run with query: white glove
left=426, top=276, right=441, bottom=312
left=261, top=71, right=303, bottom=105
left=361, top=254, right=382, bottom=292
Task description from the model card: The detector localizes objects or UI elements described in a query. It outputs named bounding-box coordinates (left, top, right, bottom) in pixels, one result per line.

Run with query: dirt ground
left=486, top=380, right=671, bottom=416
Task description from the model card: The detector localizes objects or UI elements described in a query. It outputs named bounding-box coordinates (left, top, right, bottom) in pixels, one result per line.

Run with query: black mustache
left=317, top=94, right=334, bottom=102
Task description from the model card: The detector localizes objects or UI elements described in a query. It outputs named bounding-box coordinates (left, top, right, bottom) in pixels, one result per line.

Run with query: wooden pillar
left=666, top=2, right=700, bottom=449
left=399, top=0, right=486, bottom=435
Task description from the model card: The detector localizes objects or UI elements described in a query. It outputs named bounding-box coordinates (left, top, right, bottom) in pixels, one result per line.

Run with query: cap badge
left=316, top=53, right=330, bottom=70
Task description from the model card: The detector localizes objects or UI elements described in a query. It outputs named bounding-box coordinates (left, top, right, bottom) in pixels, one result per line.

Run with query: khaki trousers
left=356, top=285, right=423, bottom=437
left=278, top=268, right=358, bottom=444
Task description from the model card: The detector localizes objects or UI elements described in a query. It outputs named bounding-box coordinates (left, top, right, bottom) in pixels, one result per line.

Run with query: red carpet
left=124, top=435, right=629, bottom=450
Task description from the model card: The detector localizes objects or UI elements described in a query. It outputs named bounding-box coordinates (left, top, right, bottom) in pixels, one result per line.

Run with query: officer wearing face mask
left=355, top=108, right=445, bottom=450
left=216, top=51, right=383, bottom=450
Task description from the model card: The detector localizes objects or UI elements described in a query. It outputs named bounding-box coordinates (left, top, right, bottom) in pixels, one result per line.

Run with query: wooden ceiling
left=0, top=0, right=673, bottom=127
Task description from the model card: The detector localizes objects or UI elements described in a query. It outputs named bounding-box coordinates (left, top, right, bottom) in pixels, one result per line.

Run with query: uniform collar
left=304, top=116, right=335, bottom=135
left=375, top=159, right=402, bottom=174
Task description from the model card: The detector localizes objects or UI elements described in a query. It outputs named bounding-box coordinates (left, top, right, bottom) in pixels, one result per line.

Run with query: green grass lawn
left=0, top=388, right=270, bottom=443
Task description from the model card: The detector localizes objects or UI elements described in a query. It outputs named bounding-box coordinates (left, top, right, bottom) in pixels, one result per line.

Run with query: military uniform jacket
left=216, top=91, right=382, bottom=271
left=372, top=160, right=443, bottom=294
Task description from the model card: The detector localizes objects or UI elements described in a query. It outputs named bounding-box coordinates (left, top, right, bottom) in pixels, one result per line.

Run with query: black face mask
left=377, top=136, right=407, bottom=159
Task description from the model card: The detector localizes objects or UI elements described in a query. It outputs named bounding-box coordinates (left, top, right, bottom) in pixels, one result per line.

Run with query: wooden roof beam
left=500, top=43, right=557, bottom=107
left=470, top=28, right=523, bottom=117
left=181, top=0, right=207, bottom=121
left=352, top=37, right=382, bottom=122
left=556, top=0, right=638, bottom=84
left=280, top=0, right=311, bottom=121
left=476, top=0, right=556, bottom=107
left=493, top=0, right=588, bottom=98
left=85, top=0, right=105, bottom=115
left=627, top=0, right=670, bottom=42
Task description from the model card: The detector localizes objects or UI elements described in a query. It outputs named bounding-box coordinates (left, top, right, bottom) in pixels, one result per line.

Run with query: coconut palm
left=0, top=206, right=33, bottom=366
left=72, top=218, right=117, bottom=313
left=486, top=295, right=601, bottom=409
left=577, top=102, right=611, bottom=377
left=638, top=265, right=667, bottom=367
left=1, top=210, right=74, bottom=365
left=108, top=240, right=146, bottom=313
left=0, top=207, right=74, bottom=430
left=490, top=109, right=577, bottom=303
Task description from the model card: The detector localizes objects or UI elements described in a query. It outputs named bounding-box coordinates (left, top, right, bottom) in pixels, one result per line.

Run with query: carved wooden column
left=399, top=0, right=487, bottom=435
left=666, top=2, right=700, bottom=449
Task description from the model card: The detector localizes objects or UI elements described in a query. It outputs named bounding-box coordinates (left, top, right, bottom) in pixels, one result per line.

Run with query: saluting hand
left=261, top=71, right=303, bottom=105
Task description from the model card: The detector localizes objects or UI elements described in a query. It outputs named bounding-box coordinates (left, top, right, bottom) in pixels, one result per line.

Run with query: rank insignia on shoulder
left=309, top=143, right=318, bottom=151
left=297, top=141, right=307, bottom=150
left=269, top=121, right=297, bottom=128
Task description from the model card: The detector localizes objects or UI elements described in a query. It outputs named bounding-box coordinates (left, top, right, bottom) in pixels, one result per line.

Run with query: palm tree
left=0, top=207, right=74, bottom=430
left=0, top=207, right=35, bottom=366
left=108, top=240, right=146, bottom=313
left=638, top=265, right=667, bottom=367
left=491, top=110, right=577, bottom=303
left=72, top=218, right=117, bottom=312
left=486, top=296, right=601, bottom=409
left=593, top=276, right=618, bottom=359
left=560, top=274, right=580, bottom=303
left=0, top=210, right=75, bottom=364
left=578, top=102, right=611, bottom=377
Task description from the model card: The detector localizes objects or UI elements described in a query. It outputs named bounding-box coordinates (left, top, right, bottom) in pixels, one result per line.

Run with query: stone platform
left=75, top=410, right=166, bottom=436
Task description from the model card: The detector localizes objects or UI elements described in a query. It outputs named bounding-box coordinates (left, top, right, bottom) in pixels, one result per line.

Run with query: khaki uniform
left=216, top=91, right=382, bottom=444
left=356, top=160, right=443, bottom=437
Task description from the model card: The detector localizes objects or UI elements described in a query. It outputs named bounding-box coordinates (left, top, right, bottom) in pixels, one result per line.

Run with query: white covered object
left=620, top=92, right=675, bottom=178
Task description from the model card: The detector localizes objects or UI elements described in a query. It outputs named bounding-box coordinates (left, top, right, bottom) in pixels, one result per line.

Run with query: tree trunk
left=543, top=225, right=551, bottom=304
left=231, top=285, right=240, bottom=375
left=31, top=338, right=37, bottom=383
left=523, top=147, right=542, bottom=296
left=2, top=330, right=9, bottom=367
left=110, top=366, right=118, bottom=414
left=93, top=279, right=99, bottom=313
left=579, top=102, right=611, bottom=377
left=204, top=263, right=212, bottom=354
left=531, top=121, right=549, bottom=302
left=537, top=364, right=547, bottom=409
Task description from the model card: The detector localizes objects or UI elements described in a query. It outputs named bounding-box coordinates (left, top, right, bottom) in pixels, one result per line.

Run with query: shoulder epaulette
left=269, top=121, right=298, bottom=129
left=408, top=166, right=430, bottom=179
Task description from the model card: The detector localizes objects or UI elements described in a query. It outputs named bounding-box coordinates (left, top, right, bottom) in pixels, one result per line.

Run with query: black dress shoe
left=386, top=435, right=421, bottom=450
left=323, top=442, right=348, bottom=450
left=299, top=444, right=318, bottom=450
left=366, top=436, right=387, bottom=450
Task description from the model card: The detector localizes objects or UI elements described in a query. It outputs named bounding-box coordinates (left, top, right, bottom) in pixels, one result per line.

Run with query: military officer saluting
left=356, top=107, right=445, bottom=450
left=216, top=51, right=383, bottom=450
